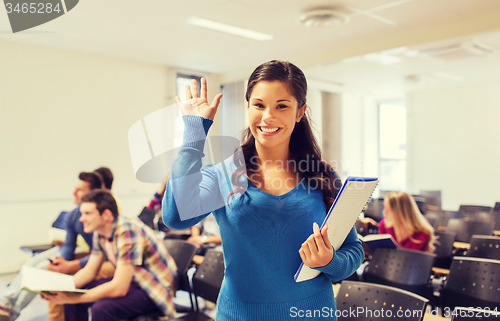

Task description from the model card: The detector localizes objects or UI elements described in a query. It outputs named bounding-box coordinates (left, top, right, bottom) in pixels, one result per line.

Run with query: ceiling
left=2, top=0, right=500, bottom=98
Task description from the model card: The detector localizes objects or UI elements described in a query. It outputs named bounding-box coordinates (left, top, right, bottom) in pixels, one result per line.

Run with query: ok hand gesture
left=175, top=78, right=223, bottom=121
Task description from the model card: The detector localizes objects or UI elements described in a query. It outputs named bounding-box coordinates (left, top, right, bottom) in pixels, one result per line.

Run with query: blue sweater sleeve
left=314, top=226, right=365, bottom=282
left=60, top=208, right=79, bottom=261
left=162, top=115, right=222, bottom=229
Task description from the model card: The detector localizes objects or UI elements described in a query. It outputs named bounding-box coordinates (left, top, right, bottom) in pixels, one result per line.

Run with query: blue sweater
left=60, top=206, right=93, bottom=267
left=162, top=116, right=364, bottom=321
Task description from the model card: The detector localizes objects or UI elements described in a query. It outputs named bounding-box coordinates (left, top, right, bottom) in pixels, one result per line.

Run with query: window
left=378, top=102, right=407, bottom=191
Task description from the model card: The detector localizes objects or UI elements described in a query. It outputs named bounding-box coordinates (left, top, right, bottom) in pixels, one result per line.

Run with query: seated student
left=147, top=174, right=190, bottom=237
left=49, top=168, right=118, bottom=321
left=41, top=189, right=177, bottom=321
left=147, top=174, right=167, bottom=212
left=187, top=214, right=222, bottom=255
left=0, top=172, right=106, bottom=321
left=93, top=167, right=113, bottom=191
left=378, top=191, right=436, bottom=252
left=93, top=167, right=122, bottom=214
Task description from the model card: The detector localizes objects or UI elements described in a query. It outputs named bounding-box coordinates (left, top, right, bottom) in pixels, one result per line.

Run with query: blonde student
left=162, top=60, right=364, bottom=320
left=379, top=191, right=436, bottom=252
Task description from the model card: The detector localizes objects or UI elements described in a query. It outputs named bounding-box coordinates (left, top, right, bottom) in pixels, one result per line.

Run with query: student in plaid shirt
left=41, top=189, right=177, bottom=321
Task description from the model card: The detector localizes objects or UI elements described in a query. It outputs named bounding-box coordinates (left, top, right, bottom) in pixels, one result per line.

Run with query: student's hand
left=40, top=291, right=81, bottom=304
left=358, top=217, right=377, bottom=229
left=48, top=257, right=81, bottom=274
left=299, top=223, right=334, bottom=268
left=187, top=235, right=204, bottom=246
left=175, top=78, right=223, bottom=120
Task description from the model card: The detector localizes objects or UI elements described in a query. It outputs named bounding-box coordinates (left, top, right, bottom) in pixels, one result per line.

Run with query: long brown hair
left=229, top=60, right=341, bottom=210
left=385, top=191, right=436, bottom=252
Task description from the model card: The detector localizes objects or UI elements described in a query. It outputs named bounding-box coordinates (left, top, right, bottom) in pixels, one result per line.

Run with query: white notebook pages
left=21, top=266, right=86, bottom=293
left=294, top=177, right=379, bottom=282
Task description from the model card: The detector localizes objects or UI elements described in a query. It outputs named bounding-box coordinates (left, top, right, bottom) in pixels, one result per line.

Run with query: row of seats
left=160, top=237, right=500, bottom=321
left=425, top=211, right=500, bottom=237
left=143, top=241, right=500, bottom=321
left=147, top=200, right=499, bottom=320
left=354, top=239, right=500, bottom=320
left=132, top=240, right=224, bottom=321
left=141, top=241, right=500, bottom=321
left=336, top=279, right=500, bottom=321
left=364, top=196, right=500, bottom=231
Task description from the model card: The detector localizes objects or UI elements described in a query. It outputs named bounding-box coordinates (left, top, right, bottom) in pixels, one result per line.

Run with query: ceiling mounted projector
left=300, top=8, right=350, bottom=27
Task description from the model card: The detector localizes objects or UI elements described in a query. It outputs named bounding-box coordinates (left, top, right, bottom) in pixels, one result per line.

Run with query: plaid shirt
left=91, top=216, right=177, bottom=317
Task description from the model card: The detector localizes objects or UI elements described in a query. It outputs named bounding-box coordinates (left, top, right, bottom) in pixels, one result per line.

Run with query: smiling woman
left=162, top=60, right=364, bottom=321
left=248, top=81, right=305, bottom=153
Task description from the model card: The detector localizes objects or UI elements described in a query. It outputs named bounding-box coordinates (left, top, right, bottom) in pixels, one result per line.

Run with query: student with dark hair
left=0, top=172, right=107, bottom=321
left=49, top=172, right=104, bottom=274
left=42, top=189, right=177, bottom=321
left=79, top=172, right=104, bottom=191
left=93, top=166, right=122, bottom=214
left=162, top=60, right=364, bottom=320
left=93, top=167, right=113, bottom=190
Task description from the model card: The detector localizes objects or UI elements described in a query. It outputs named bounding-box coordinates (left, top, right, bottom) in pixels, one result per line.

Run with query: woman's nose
left=262, top=107, right=274, bottom=121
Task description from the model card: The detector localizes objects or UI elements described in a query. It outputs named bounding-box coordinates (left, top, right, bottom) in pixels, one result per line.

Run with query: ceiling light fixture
left=300, top=8, right=350, bottom=27
left=185, top=17, right=273, bottom=41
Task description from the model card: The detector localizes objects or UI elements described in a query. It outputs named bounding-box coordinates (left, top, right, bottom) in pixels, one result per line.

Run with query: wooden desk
left=20, top=243, right=55, bottom=255
left=432, top=267, right=450, bottom=275
left=423, top=315, right=450, bottom=321
left=453, top=242, right=470, bottom=250
left=333, top=283, right=341, bottom=298
left=193, top=255, right=204, bottom=265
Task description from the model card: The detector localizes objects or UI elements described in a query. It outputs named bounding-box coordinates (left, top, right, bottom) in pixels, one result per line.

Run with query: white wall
left=307, top=88, right=323, bottom=148
left=0, top=39, right=220, bottom=273
left=407, top=84, right=500, bottom=211
left=340, top=94, right=379, bottom=180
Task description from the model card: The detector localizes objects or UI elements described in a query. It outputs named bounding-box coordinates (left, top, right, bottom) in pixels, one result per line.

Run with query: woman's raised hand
left=175, top=78, right=223, bottom=120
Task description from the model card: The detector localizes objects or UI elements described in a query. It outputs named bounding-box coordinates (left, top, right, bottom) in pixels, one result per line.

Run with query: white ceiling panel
left=1, top=0, right=500, bottom=95
left=376, top=0, right=459, bottom=29
left=432, top=0, right=500, bottom=18
left=343, top=0, right=412, bottom=11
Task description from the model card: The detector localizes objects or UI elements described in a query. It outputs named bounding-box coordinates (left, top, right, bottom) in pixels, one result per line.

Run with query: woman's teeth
left=260, top=127, right=279, bottom=133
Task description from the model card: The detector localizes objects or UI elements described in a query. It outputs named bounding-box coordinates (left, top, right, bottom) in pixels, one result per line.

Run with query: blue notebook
left=359, top=234, right=399, bottom=254
left=294, top=176, right=379, bottom=282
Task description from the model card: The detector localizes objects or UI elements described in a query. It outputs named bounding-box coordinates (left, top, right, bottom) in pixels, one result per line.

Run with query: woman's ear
left=296, top=104, right=306, bottom=122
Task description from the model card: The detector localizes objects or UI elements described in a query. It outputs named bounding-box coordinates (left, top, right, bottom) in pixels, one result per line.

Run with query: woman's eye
left=277, top=104, right=288, bottom=109
left=255, top=103, right=264, bottom=108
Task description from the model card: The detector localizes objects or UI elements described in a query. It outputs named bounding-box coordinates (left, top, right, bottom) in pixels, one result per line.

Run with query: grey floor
left=0, top=272, right=47, bottom=321
left=0, top=272, right=216, bottom=321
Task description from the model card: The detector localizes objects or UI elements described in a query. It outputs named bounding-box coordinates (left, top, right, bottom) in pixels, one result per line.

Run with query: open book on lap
left=21, top=266, right=86, bottom=294
left=359, top=233, right=399, bottom=255
left=294, top=176, right=379, bottom=282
